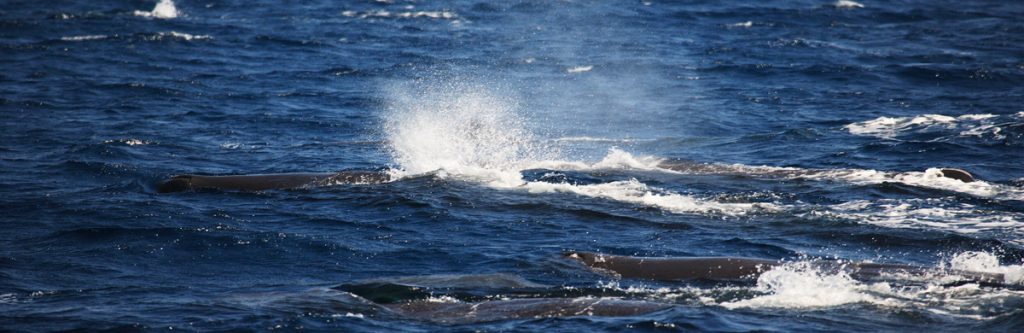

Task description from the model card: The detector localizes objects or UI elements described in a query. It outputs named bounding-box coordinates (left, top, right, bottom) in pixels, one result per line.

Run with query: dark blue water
left=3, top=0, right=1024, bottom=331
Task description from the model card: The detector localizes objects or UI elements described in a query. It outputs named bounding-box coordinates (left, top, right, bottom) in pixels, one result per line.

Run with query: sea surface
left=2, top=0, right=1024, bottom=331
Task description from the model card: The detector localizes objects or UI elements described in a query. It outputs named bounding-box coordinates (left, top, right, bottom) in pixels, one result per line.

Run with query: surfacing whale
left=386, top=297, right=669, bottom=324
left=157, top=170, right=391, bottom=193
left=656, top=160, right=977, bottom=183
left=566, top=251, right=1008, bottom=287
left=334, top=273, right=670, bottom=324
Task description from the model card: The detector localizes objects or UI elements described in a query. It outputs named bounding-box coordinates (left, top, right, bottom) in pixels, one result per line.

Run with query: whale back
left=157, top=171, right=391, bottom=193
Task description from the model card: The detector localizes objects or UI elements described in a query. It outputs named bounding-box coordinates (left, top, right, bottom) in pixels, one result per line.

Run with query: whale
left=157, top=171, right=391, bottom=193
left=566, top=251, right=778, bottom=281
left=937, top=168, right=975, bottom=183
left=384, top=297, right=669, bottom=324
left=655, top=160, right=977, bottom=183
left=565, top=251, right=1008, bottom=286
left=334, top=273, right=671, bottom=324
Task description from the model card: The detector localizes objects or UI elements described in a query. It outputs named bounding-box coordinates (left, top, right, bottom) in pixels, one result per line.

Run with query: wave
left=102, top=138, right=151, bottom=146
left=60, top=35, right=107, bottom=42
left=519, top=179, right=780, bottom=216
left=833, top=0, right=865, bottom=9
left=156, top=31, right=212, bottom=41
left=56, top=32, right=211, bottom=44
left=341, top=10, right=458, bottom=20
left=845, top=113, right=1012, bottom=139
left=806, top=199, right=1024, bottom=244
left=566, top=65, right=593, bottom=74
left=653, top=158, right=1024, bottom=238
left=134, top=0, right=178, bottom=19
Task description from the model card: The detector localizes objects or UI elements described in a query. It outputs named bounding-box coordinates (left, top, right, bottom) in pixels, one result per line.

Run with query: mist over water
left=3, top=0, right=1024, bottom=331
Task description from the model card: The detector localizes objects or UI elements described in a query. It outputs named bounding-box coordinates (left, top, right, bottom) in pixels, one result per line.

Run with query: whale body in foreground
left=385, top=297, right=669, bottom=324
left=157, top=171, right=391, bottom=193
left=565, top=251, right=1007, bottom=286
left=334, top=273, right=670, bottom=324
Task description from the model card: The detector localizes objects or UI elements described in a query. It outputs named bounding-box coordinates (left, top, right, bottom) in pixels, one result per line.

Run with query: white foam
left=424, top=295, right=461, bottom=303
left=728, top=21, right=753, bottom=28
left=61, top=35, right=107, bottom=41
left=220, top=142, right=244, bottom=150
left=658, top=162, right=1024, bottom=201
left=592, top=257, right=1024, bottom=318
left=833, top=0, right=865, bottom=9
left=844, top=113, right=1002, bottom=139
left=716, top=259, right=1024, bottom=318
left=551, top=136, right=655, bottom=143
left=945, top=252, right=1024, bottom=285
left=521, top=179, right=779, bottom=216
left=343, top=10, right=458, bottom=20
left=809, top=168, right=1024, bottom=201
left=162, top=31, right=212, bottom=41
left=719, top=255, right=1024, bottom=314
left=722, top=261, right=884, bottom=309
left=810, top=198, right=1024, bottom=242
left=134, top=0, right=179, bottom=19
left=103, top=138, right=150, bottom=146
left=567, top=65, right=593, bottom=74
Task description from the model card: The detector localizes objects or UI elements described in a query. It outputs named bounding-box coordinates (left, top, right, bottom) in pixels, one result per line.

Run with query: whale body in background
left=156, top=163, right=977, bottom=193
left=565, top=251, right=1009, bottom=287
left=656, top=160, right=977, bottom=183
left=157, top=171, right=391, bottom=193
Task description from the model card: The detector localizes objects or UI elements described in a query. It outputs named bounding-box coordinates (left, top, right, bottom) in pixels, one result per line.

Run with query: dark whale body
left=157, top=171, right=391, bottom=193
left=938, top=168, right=975, bottom=183
left=385, top=297, right=670, bottom=324
left=334, top=273, right=671, bottom=324
left=566, top=252, right=1007, bottom=286
left=566, top=251, right=778, bottom=281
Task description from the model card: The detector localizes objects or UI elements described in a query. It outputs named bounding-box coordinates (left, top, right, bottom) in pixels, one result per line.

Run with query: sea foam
left=844, top=113, right=1012, bottom=140
left=833, top=0, right=865, bottom=9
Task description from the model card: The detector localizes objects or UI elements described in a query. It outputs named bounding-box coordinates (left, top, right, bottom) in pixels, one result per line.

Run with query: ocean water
left=2, top=0, right=1024, bottom=331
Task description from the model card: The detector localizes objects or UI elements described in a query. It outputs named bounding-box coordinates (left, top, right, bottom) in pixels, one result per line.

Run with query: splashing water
left=134, top=0, right=179, bottom=19
left=946, top=252, right=1024, bottom=284
left=383, top=79, right=552, bottom=185
left=380, top=79, right=776, bottom=215
left=714, top=252, right=1024, bottom=316
left=721, top=261, right=883, bottom=309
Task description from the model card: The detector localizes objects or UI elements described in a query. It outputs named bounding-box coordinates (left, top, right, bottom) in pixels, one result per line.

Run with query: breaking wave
left=845, top=112, right=1023, bottom=142
left=341, top=10, right=458, bottom=20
